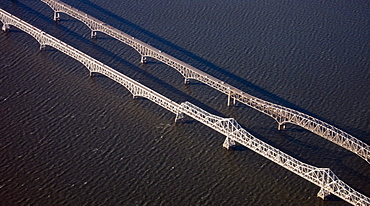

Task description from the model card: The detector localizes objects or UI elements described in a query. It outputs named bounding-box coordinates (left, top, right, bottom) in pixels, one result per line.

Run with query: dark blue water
left=1, top=0, right=369, bottom=205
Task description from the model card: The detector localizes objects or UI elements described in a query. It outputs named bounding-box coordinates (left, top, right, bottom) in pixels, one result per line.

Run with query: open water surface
left=0, top=0, right=369, bottom=205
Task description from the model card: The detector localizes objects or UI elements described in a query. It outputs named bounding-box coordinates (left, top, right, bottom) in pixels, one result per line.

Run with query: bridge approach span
left=1, top=8, right=369, bottom=206
left=40, top=0, right=370, bottom=164
left=0, top=9, right=180, bottom=116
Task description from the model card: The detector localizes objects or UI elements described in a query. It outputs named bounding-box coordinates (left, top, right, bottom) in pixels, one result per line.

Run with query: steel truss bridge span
left=40, top=0, right=370, bottom=164
left=1, top=8, right=369, bottom=206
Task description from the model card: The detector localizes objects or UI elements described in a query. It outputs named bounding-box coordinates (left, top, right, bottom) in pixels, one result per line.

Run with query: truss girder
left=178, top=102, right=370, bottom=205
left=0, top=9, right=180, bottom=116
left=39, top=0, right=370, bottom=164
left=2, top=5, right=369, bottom=206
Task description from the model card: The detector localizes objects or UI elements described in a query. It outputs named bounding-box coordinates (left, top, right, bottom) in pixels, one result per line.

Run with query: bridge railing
left=1, top=7, right=369, bottom=206
left=40, top=0, right=370, bottom=164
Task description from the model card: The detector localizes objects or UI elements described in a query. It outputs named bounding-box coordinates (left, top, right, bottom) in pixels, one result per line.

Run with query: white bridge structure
left=39, top=0, right=370, bottom=164
left=1, top=7, right=369, bottom=206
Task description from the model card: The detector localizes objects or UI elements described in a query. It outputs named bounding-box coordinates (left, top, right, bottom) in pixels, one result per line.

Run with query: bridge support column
left=91, top=30, right=97, bottom=39
left=223, top=136, right=236, bottom=150
left=53, top=12, right=60, bottom=21
left=227, top=91, right=236, bottom=107
left=39, top=44, right=46, bottom=50
left=140, top=56, right=147, bottom=64
left=227, top=92, right=231, bottom=106
left=175, top=112, right=184, bottom=122
left=2, top=24, right=10, bottom=32
left=317, top=188, right=331, bottom=200
left=184, top=78, right=190, bottom=85
left=277, top=123, right=286, bottom=131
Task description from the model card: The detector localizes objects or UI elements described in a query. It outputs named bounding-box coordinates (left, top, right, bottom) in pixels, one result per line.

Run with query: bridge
left=1, top=7, right=369, bottom=206
left=39, top=0, right=370, bottom=164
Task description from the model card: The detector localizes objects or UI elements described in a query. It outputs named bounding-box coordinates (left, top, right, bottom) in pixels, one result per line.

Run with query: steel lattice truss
left=1, top=7, right=369, bottom=206
left=39, top=0, right=370, bottom=164
left=180, top=102, right=370, bottom=205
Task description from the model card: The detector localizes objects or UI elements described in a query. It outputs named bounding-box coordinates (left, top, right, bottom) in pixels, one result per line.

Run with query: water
left=1, top=0, right=369, bottom=205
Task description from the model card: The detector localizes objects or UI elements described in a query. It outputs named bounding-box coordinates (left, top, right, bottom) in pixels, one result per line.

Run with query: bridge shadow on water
left=9, top=0, right=368, bottom=140
left=72, top=0, right=370, bottom=144
left=231, top=129, right=370, bottom=196
left=7, top=0, right=369, bottom=155
left=4, top=1, right=370, bottom=200
left=11, top=0, right=370, bottom=158
left=72, top=0, right=332, bottom=119
left=2, top=1, right=231, bottom=121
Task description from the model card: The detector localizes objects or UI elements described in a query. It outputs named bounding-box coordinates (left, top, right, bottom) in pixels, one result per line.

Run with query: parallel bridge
left=39, top=0, right=370, bottom=164
left=1, top=6, right=369, bottom=206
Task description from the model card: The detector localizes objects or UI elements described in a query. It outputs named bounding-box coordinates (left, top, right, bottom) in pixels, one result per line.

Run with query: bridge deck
left=1, top=6, right=369, bottom=206
left=40, top=0, right=370, bottom=164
